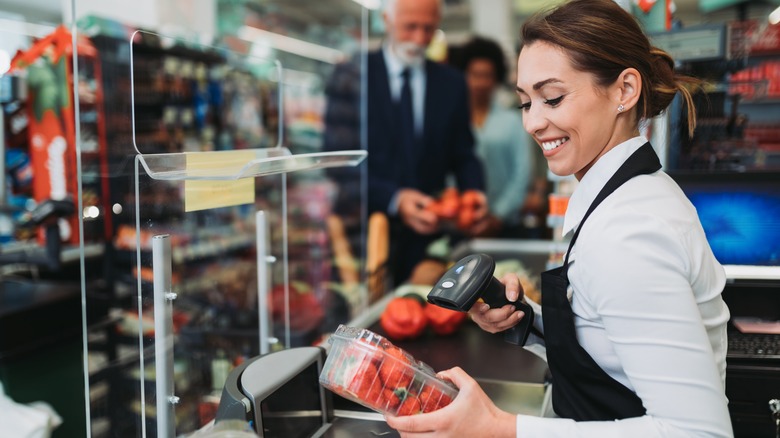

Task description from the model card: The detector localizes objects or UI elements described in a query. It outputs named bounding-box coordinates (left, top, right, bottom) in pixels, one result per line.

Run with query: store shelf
left=451, top=238, right=570, bottom=261
left=738, top=99, right=780, bottom=105
left=113, top=230, right=254, bottom=264
left=723, top=265, right=780, bottom=281
left=0, top=241, right=102, bottom=259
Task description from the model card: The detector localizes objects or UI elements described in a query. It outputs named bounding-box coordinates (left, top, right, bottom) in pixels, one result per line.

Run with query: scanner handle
left=504, top=301, right=534, bottom=346
left=486, top=281, right=535, bottom=346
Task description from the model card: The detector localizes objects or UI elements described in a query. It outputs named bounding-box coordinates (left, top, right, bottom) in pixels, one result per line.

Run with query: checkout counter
left=206, top=240, right=554, bottom=437
left=209, top=318, right=549, bottom=437
left=721, top=275, right=780, bottom=437
left=203, top=239, right=780, bottom=438
left=0, top=279, right=86, bottom=438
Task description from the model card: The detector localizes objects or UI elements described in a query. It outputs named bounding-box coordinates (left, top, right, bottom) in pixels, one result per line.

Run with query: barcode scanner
left=427, top=253, right=535, bottom=346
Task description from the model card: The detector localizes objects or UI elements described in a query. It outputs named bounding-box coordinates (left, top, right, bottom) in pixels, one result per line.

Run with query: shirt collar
left=562, top=136, right=649, bottom=238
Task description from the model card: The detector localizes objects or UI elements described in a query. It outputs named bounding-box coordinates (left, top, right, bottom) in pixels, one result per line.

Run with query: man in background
left=365, top=0, right=487, bottom=285
left=323, top=0, right=487, bottom=287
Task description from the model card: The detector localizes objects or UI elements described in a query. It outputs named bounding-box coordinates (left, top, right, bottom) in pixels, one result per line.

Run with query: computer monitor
left=215, top=347, right=332, bottom=437
left=670, top=171, right=780, bottom=279
left=241, top=347, right=331, bottom=437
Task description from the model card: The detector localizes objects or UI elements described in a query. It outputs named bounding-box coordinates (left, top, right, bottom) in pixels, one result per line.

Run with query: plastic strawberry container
left=319, top=325, right=459, bottom=416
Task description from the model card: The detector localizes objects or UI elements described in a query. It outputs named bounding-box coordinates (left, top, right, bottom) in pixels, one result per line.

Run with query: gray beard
left=392, top=41, right=425, bottom=67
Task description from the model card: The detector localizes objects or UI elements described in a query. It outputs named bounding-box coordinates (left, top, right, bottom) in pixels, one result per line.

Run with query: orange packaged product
left=319, top=325, right=458, bottom=416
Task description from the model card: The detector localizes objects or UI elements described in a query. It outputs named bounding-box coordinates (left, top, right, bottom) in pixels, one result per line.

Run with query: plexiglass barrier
left=70, top=1, right=368, bottom=436
left=0, top=16, right=90, bottom=438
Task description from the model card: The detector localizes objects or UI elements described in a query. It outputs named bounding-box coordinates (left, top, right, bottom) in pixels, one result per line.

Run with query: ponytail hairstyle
left=520, top=0, right=701, bottom=137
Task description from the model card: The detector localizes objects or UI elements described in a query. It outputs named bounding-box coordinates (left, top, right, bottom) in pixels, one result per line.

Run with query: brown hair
left=520, top=0, right=700, bottom=137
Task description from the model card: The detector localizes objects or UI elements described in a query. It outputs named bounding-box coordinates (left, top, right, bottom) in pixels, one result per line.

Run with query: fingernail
left=508, top=290, right=518, bottom=302
left=517, top=311, right=525, bottom=320
left=482, top=304, right=490, bottom=312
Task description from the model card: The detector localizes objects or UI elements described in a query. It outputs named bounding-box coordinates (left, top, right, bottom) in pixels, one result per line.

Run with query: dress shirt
left=518, top=137, right=733, bottom=437
left=382, top=44, right=425, bottom=136
left=473, top=103, right=533, bottom=225
left=383, top=44, right=426, bottom=215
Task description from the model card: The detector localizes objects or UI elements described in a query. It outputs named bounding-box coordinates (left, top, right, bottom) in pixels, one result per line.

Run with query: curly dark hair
left=450, top=36, right=508, bottom=84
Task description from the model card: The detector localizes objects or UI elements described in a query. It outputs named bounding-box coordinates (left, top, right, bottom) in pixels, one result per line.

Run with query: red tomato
left=438, top=188, right=460, bottom=219
left=424, top=305, right=468, bottom=335
left=457, top=208, right=475, bottom=230
left=460, top=190, right=481, bottom=209
left=380, top=297, right=427, bottom=340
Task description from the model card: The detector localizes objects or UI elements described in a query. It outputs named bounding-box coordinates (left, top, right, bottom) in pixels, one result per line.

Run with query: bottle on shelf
left=546, top=172, right=577, bottom=270
left=210, top=349, right=232, bottom=394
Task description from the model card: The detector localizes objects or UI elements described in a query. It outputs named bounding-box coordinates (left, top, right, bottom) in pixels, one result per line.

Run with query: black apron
left=540, top=142, right=661, bottom=421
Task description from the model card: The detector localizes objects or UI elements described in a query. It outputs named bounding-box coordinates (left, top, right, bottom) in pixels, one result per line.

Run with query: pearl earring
left=617, top=104, right=625, bottom=113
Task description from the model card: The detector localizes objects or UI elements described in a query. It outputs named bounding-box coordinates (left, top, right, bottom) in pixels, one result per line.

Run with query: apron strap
left=562, top=143, right=661, bottom=271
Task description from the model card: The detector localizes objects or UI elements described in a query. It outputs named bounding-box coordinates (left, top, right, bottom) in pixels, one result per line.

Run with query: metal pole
left=256, top=211, right=272, bottom=355
left=0, top=102, right=6, bottom=207
left=152, top=234, right=176, bottom=437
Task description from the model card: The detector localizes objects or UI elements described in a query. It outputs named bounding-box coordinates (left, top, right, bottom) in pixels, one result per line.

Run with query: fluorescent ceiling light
left=352, top=0, right=382, bottom=9
left=238, top=26, right=346, bottom=64
left=0, top=18, right=56, bottom=38
left=770, top=5, right=780, bottom=25
left=0, top=51, right=10, bottom=75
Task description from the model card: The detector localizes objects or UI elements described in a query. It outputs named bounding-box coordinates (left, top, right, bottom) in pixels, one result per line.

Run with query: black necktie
left=398, top=68, right=415, bottom=156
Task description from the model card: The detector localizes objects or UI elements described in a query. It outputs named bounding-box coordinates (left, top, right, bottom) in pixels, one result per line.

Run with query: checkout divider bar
left=152, top=234, right=176, bottom=437
left=256, top=211, right=274, bottom=355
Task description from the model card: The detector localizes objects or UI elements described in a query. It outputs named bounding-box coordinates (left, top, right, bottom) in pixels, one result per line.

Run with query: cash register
left=672, top=171, right=780, bottom=437
left=214, top=346, right=397, bottom=437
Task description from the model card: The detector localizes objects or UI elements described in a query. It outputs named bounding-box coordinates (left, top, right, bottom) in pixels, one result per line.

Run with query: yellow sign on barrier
left=184, top=150, right=255, bottom=212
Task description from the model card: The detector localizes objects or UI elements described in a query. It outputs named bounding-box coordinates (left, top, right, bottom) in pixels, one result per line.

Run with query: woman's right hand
left=468, top=273, right=527, bottom=333
left=385, top=367, right=516, bottom=438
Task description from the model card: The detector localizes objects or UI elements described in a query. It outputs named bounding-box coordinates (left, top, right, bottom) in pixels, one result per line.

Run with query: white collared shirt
left=519, top=137, right=733, bottom=437
left=382, top=44, right=425, bottom=136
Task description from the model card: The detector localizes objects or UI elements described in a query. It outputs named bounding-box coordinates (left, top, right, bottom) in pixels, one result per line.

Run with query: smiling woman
left=516, top=40, right=633, bottom=179
left=384, top=1, right=734, bottom=437
left=515, top=1, right=701, bottom=179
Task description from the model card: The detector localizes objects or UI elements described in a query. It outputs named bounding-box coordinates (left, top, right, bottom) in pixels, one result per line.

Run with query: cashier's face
left=516, top=41, right=627, bottom=180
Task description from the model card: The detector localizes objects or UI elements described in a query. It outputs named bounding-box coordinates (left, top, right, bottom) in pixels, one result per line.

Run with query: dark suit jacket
left=323, top=50, right=485, bottom=284
left=366, top=50, right=484, bottom=214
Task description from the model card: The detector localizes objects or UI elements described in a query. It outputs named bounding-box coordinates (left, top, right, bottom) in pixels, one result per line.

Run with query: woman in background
left=450, top=37, right=534, bottom=238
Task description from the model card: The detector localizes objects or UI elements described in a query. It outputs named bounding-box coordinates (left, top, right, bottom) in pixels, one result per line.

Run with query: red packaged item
left=380, top=296, right=427, bottom=340
left=425, top=188, right=484, bottom=231
left=424, top=304, right=468, bottom=336
left=319, top=325, right=458, bottom=416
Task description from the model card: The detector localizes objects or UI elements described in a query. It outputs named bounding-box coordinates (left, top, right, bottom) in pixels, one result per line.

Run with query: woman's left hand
left=384, top=367, right=516, bottom=438
left=469, top=273, right=526, bottom=334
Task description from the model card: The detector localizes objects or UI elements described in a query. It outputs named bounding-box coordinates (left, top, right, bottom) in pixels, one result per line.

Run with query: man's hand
left=397, top=189, right=439, bottom=235
left=470, top=190, right=489, bottom=221
left=470, top=214, right=503, bottom=237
